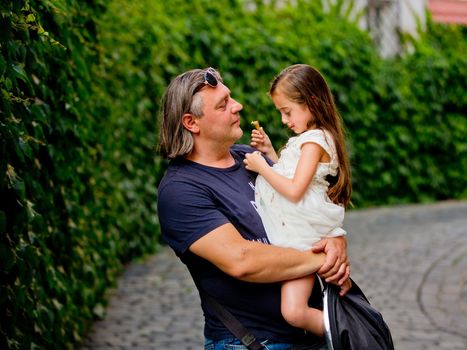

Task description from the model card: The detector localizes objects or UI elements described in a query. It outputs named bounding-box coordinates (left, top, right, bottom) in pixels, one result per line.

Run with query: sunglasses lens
left=205, top=71, right=218, bottom=87
left=193, top=69, right=219, bottom=95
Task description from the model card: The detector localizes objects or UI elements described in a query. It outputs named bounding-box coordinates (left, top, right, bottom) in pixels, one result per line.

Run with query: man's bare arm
left=189, top=223, right=326, bottom=283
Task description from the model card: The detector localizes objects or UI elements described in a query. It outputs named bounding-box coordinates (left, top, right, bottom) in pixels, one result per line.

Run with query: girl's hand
left=250, top=127, right=274, bottom=156
left=244, top=151, right=269, bottom=174
left=250, top=127, right=279, bottom=162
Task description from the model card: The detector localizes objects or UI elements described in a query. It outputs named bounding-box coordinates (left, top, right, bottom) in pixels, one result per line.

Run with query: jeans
left=204, top=337, right=328, bottom=350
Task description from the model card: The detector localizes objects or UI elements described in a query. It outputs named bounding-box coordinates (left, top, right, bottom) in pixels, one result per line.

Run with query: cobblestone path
left=80, top=200, right=467, bottom=350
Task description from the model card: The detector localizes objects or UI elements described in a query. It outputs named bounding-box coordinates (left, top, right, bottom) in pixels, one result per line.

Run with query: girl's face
left=271, top=91, right=314, bottom=134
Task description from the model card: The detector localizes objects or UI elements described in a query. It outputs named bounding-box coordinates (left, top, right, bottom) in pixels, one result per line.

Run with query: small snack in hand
left=251, top=120, right=261, bottom=130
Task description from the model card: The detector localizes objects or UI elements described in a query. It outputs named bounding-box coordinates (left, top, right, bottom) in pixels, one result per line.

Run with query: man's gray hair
left=158, top=68, right=222, bottom=159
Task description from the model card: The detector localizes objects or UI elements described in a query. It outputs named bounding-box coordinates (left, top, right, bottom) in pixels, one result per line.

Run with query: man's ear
left=182, top=113, right=200, bottom=134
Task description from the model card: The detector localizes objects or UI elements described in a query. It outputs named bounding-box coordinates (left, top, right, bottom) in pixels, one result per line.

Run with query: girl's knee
left=281, top=303, right=306, bottom=328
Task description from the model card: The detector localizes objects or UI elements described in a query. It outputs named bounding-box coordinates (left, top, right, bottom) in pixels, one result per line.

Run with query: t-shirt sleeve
left=298, top=129, right=335, bottom=160
left=157, top=180, right=230, bottom=255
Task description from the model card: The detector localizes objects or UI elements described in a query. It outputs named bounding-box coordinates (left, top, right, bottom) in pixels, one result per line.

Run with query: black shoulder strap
left=202, top=293, right=264, bottom=350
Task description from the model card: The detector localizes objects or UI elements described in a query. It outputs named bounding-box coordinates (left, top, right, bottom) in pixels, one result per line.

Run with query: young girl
left=244, top=64, right=352, bottom=337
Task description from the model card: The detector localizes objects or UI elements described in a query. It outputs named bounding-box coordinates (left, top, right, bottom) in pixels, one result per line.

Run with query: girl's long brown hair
left=270, top=64, right=352, bottom=207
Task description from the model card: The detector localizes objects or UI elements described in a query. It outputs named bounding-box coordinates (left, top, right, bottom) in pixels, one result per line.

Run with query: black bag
left=323, top=278, right=395, bottom=350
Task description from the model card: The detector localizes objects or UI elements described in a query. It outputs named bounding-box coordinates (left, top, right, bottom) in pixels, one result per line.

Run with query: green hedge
left=0, top=0, right=120, bottom=348
left=353, top=20, right=467, bottom=205
left=1, top=0, right=466, bottom=348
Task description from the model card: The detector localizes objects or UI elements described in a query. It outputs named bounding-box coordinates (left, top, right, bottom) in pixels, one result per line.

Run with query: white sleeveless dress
left=255, top=129, right=346, bottom=251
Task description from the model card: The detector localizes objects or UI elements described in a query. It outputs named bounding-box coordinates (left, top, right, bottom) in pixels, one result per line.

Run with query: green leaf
left=12, top=64, right=29, bottom=83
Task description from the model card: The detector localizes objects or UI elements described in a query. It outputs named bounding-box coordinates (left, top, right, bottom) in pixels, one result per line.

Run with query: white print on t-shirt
left=248, top=181, right=259, bottom=213
left=246, top=182, right=269, bottom=244
left=250, top=200, right=258, bottom=211
left=247, top=237, right=269, bottom=244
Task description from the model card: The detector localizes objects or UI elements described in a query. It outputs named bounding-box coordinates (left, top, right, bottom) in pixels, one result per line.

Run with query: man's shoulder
left=158, top=159, right=194, bottom=195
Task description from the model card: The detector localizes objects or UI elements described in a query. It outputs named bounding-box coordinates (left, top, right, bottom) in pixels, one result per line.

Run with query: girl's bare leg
left=281, top=274, right=323, bottom=336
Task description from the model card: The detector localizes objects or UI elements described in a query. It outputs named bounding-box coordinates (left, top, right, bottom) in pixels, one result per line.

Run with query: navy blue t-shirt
left=157, top=144, right=322, bottom=344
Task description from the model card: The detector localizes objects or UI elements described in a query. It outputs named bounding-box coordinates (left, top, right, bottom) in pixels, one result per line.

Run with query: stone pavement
left=80, top=200, right=467, bottom=350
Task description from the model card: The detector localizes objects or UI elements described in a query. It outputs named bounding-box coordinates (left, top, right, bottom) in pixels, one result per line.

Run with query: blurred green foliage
left=1, top=0, right=117, bottom=348
left=0, top=0, right=466, bottom=348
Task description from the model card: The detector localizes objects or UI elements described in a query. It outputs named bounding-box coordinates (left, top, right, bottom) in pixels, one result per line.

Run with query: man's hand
left=339, top=278, right=352, bottom=297
left=312, top=236, right=350, bottom=290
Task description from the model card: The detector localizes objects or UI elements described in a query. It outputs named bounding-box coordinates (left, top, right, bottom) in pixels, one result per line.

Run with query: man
left=157, top=67, right=350, bottom=349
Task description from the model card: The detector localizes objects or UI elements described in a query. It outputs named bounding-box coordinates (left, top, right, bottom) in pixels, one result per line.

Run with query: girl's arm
left=244, top=142, right=324, bottom=203
left=250, top=127, right=279, bottom=162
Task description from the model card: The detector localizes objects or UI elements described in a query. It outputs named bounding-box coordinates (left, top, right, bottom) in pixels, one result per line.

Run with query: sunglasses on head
left=192, top=67, right=218, bottom=95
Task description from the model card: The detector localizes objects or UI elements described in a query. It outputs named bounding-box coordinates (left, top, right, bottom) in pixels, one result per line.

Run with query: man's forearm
left=232, top=241, right=326, bottom=283
left=189, top=223, right=325, bottom=283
